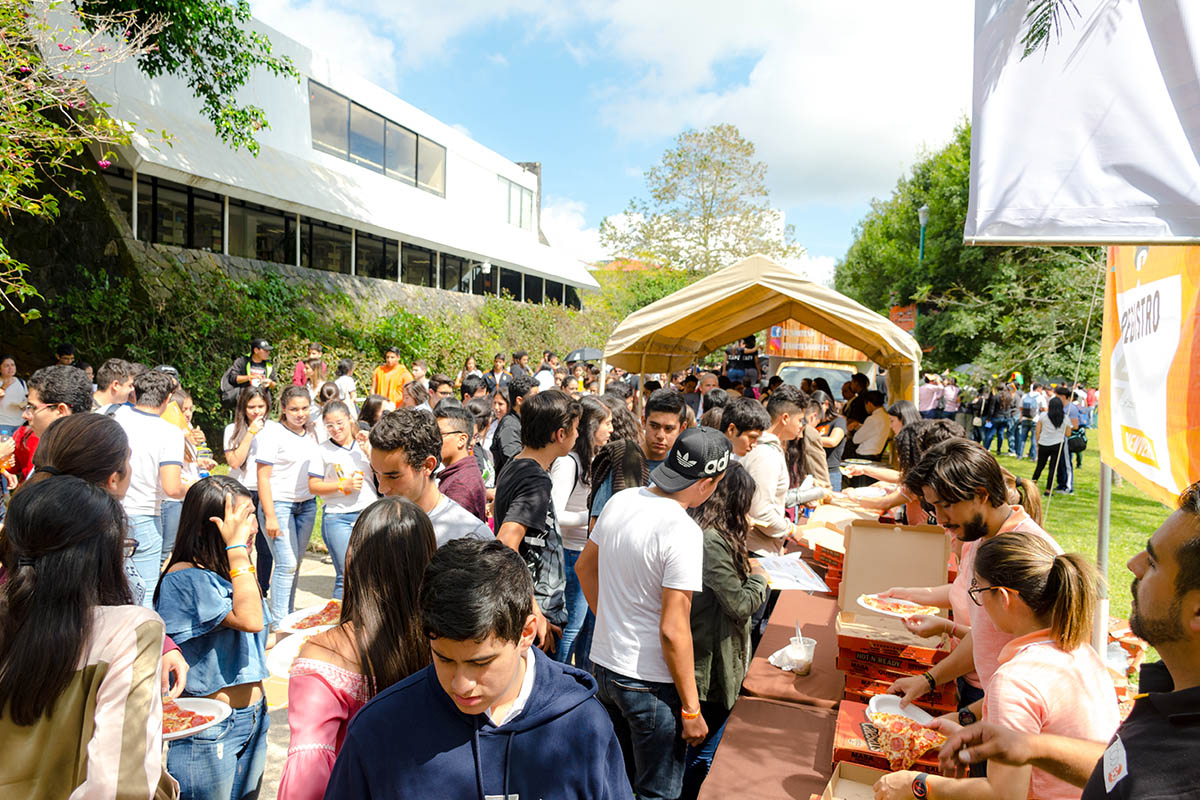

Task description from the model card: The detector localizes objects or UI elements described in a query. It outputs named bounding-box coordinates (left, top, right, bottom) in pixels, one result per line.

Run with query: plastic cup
left=787, top=636, right=817, bottom=676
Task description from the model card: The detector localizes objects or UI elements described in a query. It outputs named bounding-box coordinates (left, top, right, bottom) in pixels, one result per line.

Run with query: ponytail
left=974, top=532, right=1102, bottom=651
left=1001, top=466, right=1044, bottom=526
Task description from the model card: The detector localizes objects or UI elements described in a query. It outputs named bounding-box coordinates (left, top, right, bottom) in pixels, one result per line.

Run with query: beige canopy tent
left=602, top=254, right=923, bottom=403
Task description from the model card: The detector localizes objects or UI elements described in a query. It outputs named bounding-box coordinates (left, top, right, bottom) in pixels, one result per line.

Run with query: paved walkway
left=261, top=551, right=338, bottom=799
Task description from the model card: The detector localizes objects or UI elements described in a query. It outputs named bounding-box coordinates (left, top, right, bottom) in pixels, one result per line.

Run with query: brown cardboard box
left=833, top=701, right=939, bottom=775
left=820, top=762, right=887, bottom=800
left=843, top=674, right=955, bottom=714
left=836, top=615, right=950, bottom=665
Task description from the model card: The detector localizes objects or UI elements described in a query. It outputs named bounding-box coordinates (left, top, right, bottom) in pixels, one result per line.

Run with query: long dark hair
left=0, top=476, right=132, bottom=725
left=571, top=396, right=612, bottom=486
left=231, top=384, right=272, bottom=445
left=155, top=476, right=254, bottom=604
left=358, top=394, right=387, bottom=427
left=888, top=399, right=921, bottom=428
left=690, top=462, right=755, bottom=579
left=25, top=413, right=129, bottom=491
left=1047, top=396, right=1065, bottom=428
left=599, top=392, right=640, bottom=442
left=339, top=497, right=437, bottom=698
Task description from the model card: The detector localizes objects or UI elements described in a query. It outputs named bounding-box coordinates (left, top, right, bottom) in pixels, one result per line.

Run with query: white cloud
left=541, top=197, right=611, bottom=264
left=796, top=254, right=838, bottom=287
left=485, top=52, right=509, bottom=67
left=252, top=0, right=400, bottom=88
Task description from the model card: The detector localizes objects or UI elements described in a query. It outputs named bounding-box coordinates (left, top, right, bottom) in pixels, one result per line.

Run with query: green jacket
left=691, top=527, right=770, bottom=710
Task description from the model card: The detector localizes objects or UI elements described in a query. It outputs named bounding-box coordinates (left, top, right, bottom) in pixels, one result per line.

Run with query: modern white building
left=88, top=19, right=595, bottom=307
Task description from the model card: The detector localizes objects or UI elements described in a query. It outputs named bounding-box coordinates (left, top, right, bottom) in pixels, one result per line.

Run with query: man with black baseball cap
left=576, top=426, right=731, bottom=800
left=220, top=338, right=278, bottom=409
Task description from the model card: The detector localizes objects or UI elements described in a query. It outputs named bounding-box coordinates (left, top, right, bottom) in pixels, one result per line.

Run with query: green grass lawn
left=995, top=445, right=1171, bottom=624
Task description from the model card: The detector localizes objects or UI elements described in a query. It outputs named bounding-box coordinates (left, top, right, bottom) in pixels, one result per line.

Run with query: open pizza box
left=819, top=762, right=888, bottom=800
left=835, top=520, right=952, bottom=665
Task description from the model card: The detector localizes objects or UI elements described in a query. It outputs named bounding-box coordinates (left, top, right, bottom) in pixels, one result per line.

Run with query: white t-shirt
left=534, top=368, right=556, bottom=391
left=223, top=423, right=261, bottom=493
left=313, top=439, right=377, bottom=514
left=254, top=420, right=318, bottom=503
left=589, top=487, right=704, bottom=683
left=334, top=375, right=358, bottom=415
left=0, top=378, right=27, bottom=428
left=427, top=494, right=494, bottom=547
left=1037, top=412, right=1071, bottom=446
left=114, top=406, right=185, bottom=517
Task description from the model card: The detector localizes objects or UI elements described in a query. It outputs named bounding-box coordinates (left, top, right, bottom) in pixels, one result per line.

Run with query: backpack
left=1020, top=393, right=1038, bottom=419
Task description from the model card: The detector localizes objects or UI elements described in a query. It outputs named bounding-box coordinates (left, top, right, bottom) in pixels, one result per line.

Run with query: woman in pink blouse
left=277, top=497, right=437, bottom=800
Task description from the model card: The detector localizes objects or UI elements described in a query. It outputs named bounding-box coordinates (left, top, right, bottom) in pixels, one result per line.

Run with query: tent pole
left=1092, top=462, right=1113, bottom=654
left=599, top=357, right=607, bottom=393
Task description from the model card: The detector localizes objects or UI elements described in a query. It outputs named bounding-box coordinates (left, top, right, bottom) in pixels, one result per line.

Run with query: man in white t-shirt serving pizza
left=576, top=426, right=732, bottom=800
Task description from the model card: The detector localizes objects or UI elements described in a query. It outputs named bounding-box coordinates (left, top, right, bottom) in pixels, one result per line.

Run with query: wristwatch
left=959, top=707, right=978, bottom=727
left=911, top=772, right=929, bottom=798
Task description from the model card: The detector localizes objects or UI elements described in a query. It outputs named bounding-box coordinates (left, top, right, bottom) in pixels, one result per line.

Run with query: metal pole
left=131, top=167, right=139, bottom=238
left=918, top=224, right=927, bottom=263
left=1092, top=463, right=1113, bottom=654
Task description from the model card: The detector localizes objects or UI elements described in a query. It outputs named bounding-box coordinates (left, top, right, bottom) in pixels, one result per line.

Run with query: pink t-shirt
left=948, top=538, right=981, bottom=688
left=966, top=507, right=1062, bottom=689
left=986, top=631, right=1120, bottom=800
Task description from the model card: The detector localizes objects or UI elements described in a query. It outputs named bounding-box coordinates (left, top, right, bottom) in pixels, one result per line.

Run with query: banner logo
left=1121, top=425, right=1158, bottom=469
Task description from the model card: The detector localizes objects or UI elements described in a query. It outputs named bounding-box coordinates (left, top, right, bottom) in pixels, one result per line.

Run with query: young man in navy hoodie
left=324, top=537, right=633, bottom=800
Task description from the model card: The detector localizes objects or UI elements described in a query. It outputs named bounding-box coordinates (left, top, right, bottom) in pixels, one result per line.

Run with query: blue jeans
left=321, top=510, right=359, bottom=600
left=593, top=663, right=685, bottom=800
left=127, top=514, right=162, bottom=608
left=982, top=417, right=1007, bottom=453
left=160, top=499, right=183, bottom=565
left=681, top=701, right=732, bottom=800
left=1014, top=419, right=1036, bottom=460
left=575, top=610, right=596, bottom=673
left=828, top=468, right=842, bottom=492
left=557, top=547, right=587, bottom=664
left=265, top=498, right=317, bottom=624
left=167, top=697, right=269, bottom=800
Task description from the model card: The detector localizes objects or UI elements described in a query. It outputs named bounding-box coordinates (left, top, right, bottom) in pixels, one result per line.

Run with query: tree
left=73, top=0, right=297, bottom=155
left=599, top=124, right=804, bottom=273
left=834, top=119, right=1104, bottom=385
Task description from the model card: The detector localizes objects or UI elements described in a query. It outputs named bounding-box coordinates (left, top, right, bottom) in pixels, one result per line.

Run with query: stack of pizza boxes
left=805, top=523, right=846, bottom=595
left=834, top=520, right=957, bottom=717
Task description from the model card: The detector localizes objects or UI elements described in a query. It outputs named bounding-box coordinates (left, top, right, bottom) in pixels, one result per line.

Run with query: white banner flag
left=967, top=1, right=1200, bottom=244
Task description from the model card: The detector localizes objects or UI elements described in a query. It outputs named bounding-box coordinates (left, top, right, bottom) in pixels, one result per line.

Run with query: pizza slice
left=295, top=599, right=342, bottom=629
left=858, top=593, right=941, bottom=617
left=162, top=697, right=215, bottom=735
left=866, top=711, right=947, bottom=770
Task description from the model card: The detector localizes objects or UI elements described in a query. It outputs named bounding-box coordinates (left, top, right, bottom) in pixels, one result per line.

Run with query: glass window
left=545, top=280, right=563, bottom=305
left=310, top=220, right=352, bottom=274
left=565, top=285, right=581, bottom=310
left=499, top=267, right=522, bottom=300
left=401, top=243, right=433, bottom=287
left=470, top=262, right=495, bottom=296
left=192, top=192, right=223, bottom=253
left=136, top=176, right=153, bottom=241
left=417, top=137, right=446, bottom=195
left=521, top=188, right=535, bottom=232
left=155, top=183, right=188, bottom=247
left=309, top=81, right=349, bottom=157
left=349, top=103, right=385, bottom=172
left=523, top=274, right=543, bottom=304
left=102, top=170, right=132, bottom=227
left=386, top=121, right=417, bottom=185
left=229, top=201, right=287, bottom=264
left=356, top=233, right=396, bottom=281
left=440, top=255, right=469, bottom=293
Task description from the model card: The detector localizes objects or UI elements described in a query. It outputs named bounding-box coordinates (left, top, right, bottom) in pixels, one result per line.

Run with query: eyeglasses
left=440, top=429, right=470, bottom=439
left=967, top=578, right=1004, bottom=606
left=123, top=538, right=139, bottom=559
left=22, top=402, right=51, bottom=415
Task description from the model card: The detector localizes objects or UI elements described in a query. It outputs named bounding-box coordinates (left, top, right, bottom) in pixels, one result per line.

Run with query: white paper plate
left=267, top=630, right=318, bottom=679
left=164, top=697, right=232, bottom=741
left=856, top=593, right=940, bottom=619
left=277, top=601, right=340, bottom=634
left=868, top=693, right=934, bottom=725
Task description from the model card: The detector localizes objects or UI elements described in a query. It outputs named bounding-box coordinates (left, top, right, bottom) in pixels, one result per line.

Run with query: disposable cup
left=787, top=636, right=817, bottom=676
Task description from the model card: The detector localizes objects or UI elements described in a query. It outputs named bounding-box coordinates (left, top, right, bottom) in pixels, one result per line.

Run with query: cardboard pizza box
left=820, top=761, right=887, bottom=800
left=834, top=520, right=952, bottom=661
left=843, top=674, right=956, bottom=712
left=833, top=701, right=939, bottom=775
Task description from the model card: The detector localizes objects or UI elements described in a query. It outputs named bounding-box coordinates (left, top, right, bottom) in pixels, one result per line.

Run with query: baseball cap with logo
left=250, top=338, right=273, bottom=352
left=650, top=426, right=733, bottom=493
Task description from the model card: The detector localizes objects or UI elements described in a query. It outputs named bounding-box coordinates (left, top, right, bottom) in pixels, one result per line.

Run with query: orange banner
left=1100, top=246, right=1200, bottom=506
left=767, top=321, right=867, bottom=361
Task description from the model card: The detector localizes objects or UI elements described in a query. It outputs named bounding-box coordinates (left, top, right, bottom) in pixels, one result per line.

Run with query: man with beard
left=880, top=439, right=1061, bottom=724
left=930, top=480, right=1200, bottom=799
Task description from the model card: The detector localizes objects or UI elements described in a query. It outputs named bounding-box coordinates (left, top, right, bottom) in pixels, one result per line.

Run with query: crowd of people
left=0, top=338, right=1191, bottom=800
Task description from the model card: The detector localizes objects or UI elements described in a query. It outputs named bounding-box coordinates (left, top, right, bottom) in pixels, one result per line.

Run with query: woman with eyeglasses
left=277, top=497, right=436, bottom=800
left=155, top=476, right=270, bottom=800
left=308, top=401, right=377, bottom=599
left=0, top=476, right=180, bottom=799
left=873, top=532, right=1118, bottom=800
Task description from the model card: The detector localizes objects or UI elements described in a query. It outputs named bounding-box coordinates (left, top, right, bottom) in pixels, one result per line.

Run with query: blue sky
left=251, top=1, right=974, bottom=283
